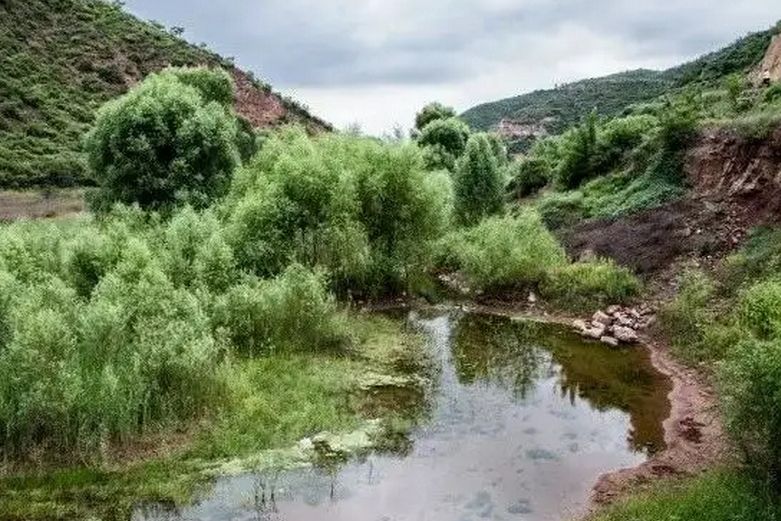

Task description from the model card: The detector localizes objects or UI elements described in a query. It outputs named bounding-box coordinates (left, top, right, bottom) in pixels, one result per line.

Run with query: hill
left=462, top=24, right=777, bottom=152
left=0, top=0, right=331, bottom=188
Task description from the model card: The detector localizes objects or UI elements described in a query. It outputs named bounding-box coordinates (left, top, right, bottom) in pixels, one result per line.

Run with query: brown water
left=134, top=310, right=670, bottom=521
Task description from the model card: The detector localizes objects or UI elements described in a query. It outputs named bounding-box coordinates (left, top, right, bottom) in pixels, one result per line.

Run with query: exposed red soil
left=559, top=125, right=781, bottom=275
left=590, top=331, right=730, bottom=507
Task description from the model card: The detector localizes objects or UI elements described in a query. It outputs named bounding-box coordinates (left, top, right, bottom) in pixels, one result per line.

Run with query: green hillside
left=0, top=0, right=329, bottom=188
left=462, top=25, right=776, bottom=140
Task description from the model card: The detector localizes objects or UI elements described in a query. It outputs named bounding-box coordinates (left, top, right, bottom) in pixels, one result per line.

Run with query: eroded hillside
left=0, top=0, right=330, bottom=188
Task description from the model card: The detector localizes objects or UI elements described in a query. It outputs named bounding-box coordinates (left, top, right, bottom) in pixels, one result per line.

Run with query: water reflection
left=134, top=311, right=671, bottom=521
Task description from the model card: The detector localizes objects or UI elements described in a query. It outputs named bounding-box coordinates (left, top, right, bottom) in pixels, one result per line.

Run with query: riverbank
left=425, top=300, right=731, bottom=514
left=0, top=313, right=429, bottom=520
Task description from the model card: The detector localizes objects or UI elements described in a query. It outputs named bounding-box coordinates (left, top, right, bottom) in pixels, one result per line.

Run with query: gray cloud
left=122, top=0, right=779, bottom=133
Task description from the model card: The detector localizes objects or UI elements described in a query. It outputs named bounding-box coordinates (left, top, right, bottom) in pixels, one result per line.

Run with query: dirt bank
left=590, top=331, right=729, bottom=507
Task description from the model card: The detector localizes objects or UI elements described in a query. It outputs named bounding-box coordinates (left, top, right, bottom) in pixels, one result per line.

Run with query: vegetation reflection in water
left=135, top=311, right=671, bottom=521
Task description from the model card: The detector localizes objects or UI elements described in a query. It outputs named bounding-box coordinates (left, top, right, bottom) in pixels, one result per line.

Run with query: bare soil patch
left=0, top=189, right=86, bottom=220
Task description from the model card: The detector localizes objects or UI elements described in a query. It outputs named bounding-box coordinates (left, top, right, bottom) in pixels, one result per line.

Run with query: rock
left=606, top=305, right=621, bottom=315
left=629, top=308, right=642, bottom=319
left=616, top=315, right=635, bottom=328
left=528, top=291, right=538, bottom=304
left=592, top=310, right=612, bottom=326
left=585, top=323, right=606, bottom=339
left=600, top=336, right=619, bottom=347
left=573, top=319, right=588, bottom=332
left=613, top=325, right=639, bottom=343
left=298, top=437, right=314, bottom=452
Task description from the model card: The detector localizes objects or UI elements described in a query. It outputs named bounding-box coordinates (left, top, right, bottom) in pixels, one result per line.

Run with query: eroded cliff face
left=685, top=126, right=781, bottom=221
left=754, top=32, right=781, bottom=84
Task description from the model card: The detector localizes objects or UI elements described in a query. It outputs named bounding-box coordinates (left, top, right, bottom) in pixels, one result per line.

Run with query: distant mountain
left=461, top=24, right=777, bottom=152
left=0, top=0, right=331, bottom=188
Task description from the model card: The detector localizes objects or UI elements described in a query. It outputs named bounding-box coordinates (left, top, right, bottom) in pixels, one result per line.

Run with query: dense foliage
left=225, top=126, right=453, bottom=296
left=454, top=133, right=505, bottom=224
left=85, top=68, right=240, bottom=211
left=417, top=117, right=471, bottom=171
left=437, top=211, right=567, bottom=290
left=0, top=209, right=346, bottom=460
left=414, top=102, right=457, bottom=131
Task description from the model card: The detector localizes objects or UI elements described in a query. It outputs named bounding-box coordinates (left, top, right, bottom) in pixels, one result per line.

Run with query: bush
left=213, top=264, right=345, bottom=355
left=658, top=270, right=717, bottom=362
left=417, top=117, right=470, bottom=167
left=719, top=338, right=781, bottom=491
left=438, top=211, right=566, bottom=291
left=555, top=111, right=598, bottom=189
left=414, top=102, right=457, bottom=131
left=738, top=280, right=781, bottom=340
left=536, top=190, right=586, bottom=230
left=454, top=133, right=505, bottom=225
left=542, top=258, right=640, bottom=311
left=593, top=115, right=658, bottom=174
left=226, top=127, right=452, bottom=296
left=506, top=157, right=550, bottom=198
left=85, top=67, right=240, bottom=211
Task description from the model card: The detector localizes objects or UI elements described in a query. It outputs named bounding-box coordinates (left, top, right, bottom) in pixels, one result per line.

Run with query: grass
left=0, top=313, right=424, bottom=520
left=536, top=168, right=686, bottom=230
left=591, top=470, right=781, bottom=521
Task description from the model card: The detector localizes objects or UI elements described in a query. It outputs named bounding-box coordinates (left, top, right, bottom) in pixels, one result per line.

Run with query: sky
left=122, top=1, right=779, bottom=135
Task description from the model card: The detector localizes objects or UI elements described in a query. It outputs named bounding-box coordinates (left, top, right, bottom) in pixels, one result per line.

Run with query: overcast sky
left=122, top=1, right=779, bottom=135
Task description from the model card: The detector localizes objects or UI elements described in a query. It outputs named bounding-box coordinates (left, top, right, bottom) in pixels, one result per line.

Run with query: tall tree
left=455, top=133, right=505, bottom=225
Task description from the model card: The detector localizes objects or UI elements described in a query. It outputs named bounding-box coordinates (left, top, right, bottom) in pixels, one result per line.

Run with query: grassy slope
left=0, top=0, right=327, bottom=189
left=462, top=26, right=775, bottom=134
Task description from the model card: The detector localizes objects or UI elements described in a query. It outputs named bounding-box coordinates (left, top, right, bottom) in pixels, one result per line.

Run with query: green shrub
left=226, top=127, right=452, bottom=296
left=414, top=102, right=457, bottom=132
left=454, top=133, right=505, bottom=225
left=555, top=111, right=598, bottom=189
left=542, top=258, right=640, bottom=311
left=164, top=66, right=235, bottom=106
left=723, top=227, right=781, bottom=291
left=439, top=211, right=566, bottom=291
left=213, top=264, right=345, bottom=355
left=85, top=67, right=240, bottom=211
left=506, top=157, right=549, bottom=198
left=765, top=83, right=781, bottom=103
left=593, top=115, right=658, bottom=174
left=738, top=280, right=781, bottom=340
left=659, top=270, right=719, bottom=363
left=536, top=190, right=586, bottom=230
left=719, top=338, right=781, bottom=491
left=417, top=117, right=470, bottom=165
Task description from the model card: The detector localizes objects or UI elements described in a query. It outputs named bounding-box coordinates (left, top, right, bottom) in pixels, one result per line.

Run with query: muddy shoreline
left=589, top=331, right=729, bottom=508
left=392, top=300, right=729, bottom=515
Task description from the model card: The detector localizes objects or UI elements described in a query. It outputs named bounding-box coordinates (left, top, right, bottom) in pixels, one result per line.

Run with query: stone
left=592, top=310, right=612, bottom=326
left=617, top=315, right=635, bottom=328
left=600, top=336, right=619, bottom=347
left=606, top=305, right=621, bottom=315
left=572, top=319, right=588, bottom=332
left=629, top=308, right=642, bottom=319
left=613, top=325, right=639, bottom=343
left=528, top=291, right=538, bottom=304
left=585, top=323, right=606, bottom=339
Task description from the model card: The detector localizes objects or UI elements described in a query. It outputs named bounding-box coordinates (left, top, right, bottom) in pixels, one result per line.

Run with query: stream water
left=134, top=310, right=670, bottom=521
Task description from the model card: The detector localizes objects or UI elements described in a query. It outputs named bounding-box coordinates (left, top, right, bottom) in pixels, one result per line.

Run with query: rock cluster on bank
left=573, top=305, right=655, bottom=347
